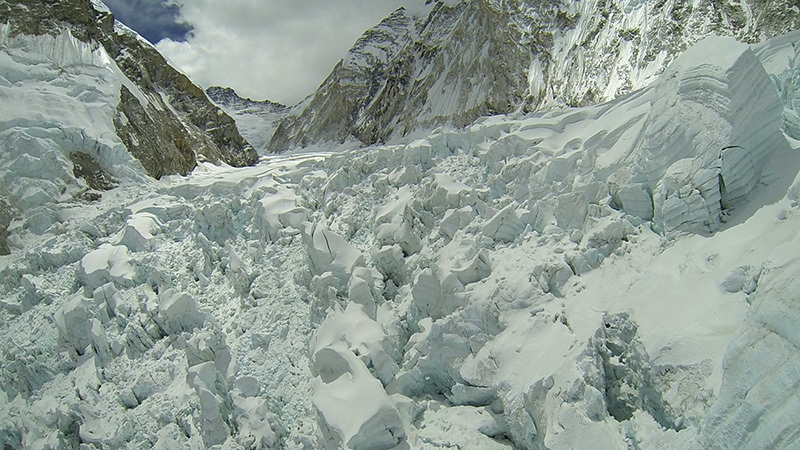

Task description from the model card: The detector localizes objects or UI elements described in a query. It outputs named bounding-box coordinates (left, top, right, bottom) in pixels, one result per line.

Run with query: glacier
left=2, top=14, right=800, bottom=450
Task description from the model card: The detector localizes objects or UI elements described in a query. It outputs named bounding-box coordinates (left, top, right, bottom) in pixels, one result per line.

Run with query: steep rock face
left=270, top=2, right=530, bottom=150
left=206, top=86, right=288, bottom=155
left=0, top=0, right=257, bottom=179
left=107, top=25, right=258, bottom=177
left=269, top=0, right=800, bottom=151
left=206, top=86, right=287, bottom=114
left=269, top=7, right=420, bottom=150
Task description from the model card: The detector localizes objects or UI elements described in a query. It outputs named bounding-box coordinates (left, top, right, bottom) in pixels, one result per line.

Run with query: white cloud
left=156, top=0, right=410, bottom=105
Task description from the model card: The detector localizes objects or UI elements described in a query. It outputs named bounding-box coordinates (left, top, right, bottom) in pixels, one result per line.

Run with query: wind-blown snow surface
left=2, top=35, right=800, bottom=449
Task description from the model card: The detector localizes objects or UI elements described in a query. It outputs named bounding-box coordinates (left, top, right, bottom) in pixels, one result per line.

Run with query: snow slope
left=0, top=24, right=151, bottom=247
left=0, top=0, right=257, bottom=184
left=1, top=33, right=800, bottom=449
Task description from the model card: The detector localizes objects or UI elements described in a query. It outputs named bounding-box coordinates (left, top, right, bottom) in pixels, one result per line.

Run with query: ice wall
left=615, top=37, right=787, bottom=234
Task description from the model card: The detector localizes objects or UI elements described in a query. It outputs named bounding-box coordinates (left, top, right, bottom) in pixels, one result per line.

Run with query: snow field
left=1, top=34, right=800, bottom=449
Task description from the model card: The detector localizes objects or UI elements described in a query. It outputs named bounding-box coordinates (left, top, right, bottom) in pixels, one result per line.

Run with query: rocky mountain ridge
left=207, top=86, right=287, bottom=113
left=269, top=0, right=800, bottom=151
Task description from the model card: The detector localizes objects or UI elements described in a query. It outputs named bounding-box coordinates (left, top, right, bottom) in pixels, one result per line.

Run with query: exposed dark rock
left=114, top=86, right=198, bottom=179
left=107, top=30, right=258, bottom=174
left=70, top=152, right=117, bottom=193
left=206, top=86, right=287, bottom=113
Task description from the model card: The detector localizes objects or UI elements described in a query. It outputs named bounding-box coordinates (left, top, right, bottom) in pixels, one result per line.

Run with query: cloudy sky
left=103, top=0, right=409, bottom=105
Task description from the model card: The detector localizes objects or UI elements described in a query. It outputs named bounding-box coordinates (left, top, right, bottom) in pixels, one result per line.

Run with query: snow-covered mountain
left=0, top=0, right=257, bottom=257
left=269, top=0, right=800, bottom=151
left=2, top=0, right=800, bottom=449
left=206, top=87, right=289, bottom=156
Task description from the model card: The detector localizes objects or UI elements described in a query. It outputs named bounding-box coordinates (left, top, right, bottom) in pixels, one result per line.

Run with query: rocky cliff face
left=0, top=0, right=257, bottom=179
left=269, top=0, right=800, bottom=151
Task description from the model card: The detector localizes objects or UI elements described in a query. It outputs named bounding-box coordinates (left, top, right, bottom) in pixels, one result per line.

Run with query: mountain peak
left=206, top=86, right=287, bottom=112
left=206, top=86, right=289, bottom=154
left=268, top=0, right=800, bottom=152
